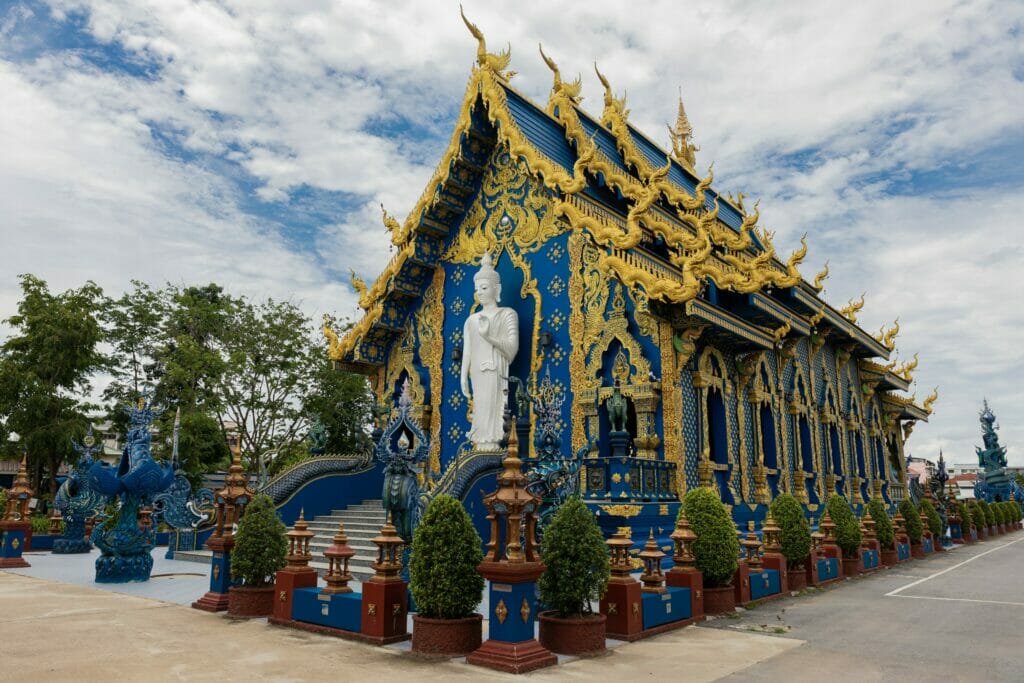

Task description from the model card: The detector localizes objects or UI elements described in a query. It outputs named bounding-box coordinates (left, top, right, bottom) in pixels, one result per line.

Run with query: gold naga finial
left=771, top=317, right=792, bottom=345
left=380, top=203, right=403, bottom=245
left=460, top=5, right=514, bottom=80
left=897, top=352, right=919, bottom=382
left=349, top=268, right=369, bottom=309
left=594, top=62, right=629, bottom=121
left=539, top=44, right=582, bottom=104
left=876, top=317, right=900, bottom=351
left=839, top=292, right=866, bottom=323
left=813, top=260, right=830, bottom=290
left=667, top=88, right=699, bottom=172
left=787, top=233, right=808, bottom=270
left=323, top=315, right=343, bottom=361
left=923, top=386, right=939, bottom=415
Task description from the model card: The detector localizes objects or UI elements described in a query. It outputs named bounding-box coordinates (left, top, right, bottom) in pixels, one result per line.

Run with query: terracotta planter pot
left=704, top=586, right=736, bottom=615
left=538, top=611, right=606, bottom=656
left=881, top=549, right=898, bottom=567
left=788, top=567, right=807, bottom=591
left=227, top=586, right=275, bottom=618
left=412, top=614, right=482, bottom=657
left=841, top=557, right=860, bottom=577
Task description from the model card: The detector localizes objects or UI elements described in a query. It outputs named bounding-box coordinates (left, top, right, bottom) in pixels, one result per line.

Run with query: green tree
left=769, top=493, right=810, bottom=569
left=898, top=498, right=923, bottom=543
left=0, top=275, right=106, bottom=494
left=683, top=487, right=739, bottom=587
left=867, top=497, right=895, bottom=549
left=918, top=499, right=942, bottom=538
left=826, top=494, right=862, bottom=558
left=409, top=494, right=484, bottom=619
left=538, top=498, right=609, bottom=617
left=230, top=493, right=287, bottom=586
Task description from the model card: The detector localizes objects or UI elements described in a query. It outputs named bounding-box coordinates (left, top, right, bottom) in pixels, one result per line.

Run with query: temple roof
left=324, top=20, right=928, bottom=418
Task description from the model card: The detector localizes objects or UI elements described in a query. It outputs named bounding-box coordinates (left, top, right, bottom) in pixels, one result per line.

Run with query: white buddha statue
left=460, top=252, right=519, bottom=450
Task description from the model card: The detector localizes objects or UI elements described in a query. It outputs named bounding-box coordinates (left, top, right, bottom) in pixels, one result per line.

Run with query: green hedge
left=410, top=494, right=484, bottom=619
left=994, top=503, right=1006, bottom=526
left=230, top=494, right=287, bottom=587
left=683, top=487, right=739, bottom=588
left=897, top=498, right=923, bottom=544
left=538, top=498, right=609, bottom=618
left=918, top=499, right=942, bottom=538
left=867, top=497, right=895, bottom=549
left=769, top=493, right=810, bottom=569
left=825, top=495, right=862, bottom=558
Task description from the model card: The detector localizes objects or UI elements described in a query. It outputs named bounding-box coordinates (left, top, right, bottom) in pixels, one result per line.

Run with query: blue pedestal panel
left=749, top=569, right=781, bottom=600
left=208, top=551, right=233, bottom=593
left=897, top=543, right=910, bottom=561
left=488, top=580, right=539, bottom=643
left=922, top=538, right=933, bottom=553
left=292, top=588, right=362, bottom=632
left=1, top=528, right=27, bottom=559
left=817, top=557, right=839, bottom=581
left=641, top=587, right=691, bottom=630
left=950, top=524, right=962, bottom=540
left=862, top=549, right=879, bottom=570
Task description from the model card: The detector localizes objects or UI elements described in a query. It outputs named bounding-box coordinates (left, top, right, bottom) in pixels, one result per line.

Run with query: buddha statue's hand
left=477, top=315, right=490, bottom=336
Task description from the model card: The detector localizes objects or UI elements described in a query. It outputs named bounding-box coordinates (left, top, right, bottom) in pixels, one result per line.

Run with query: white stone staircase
left=305, top=500, right=385, bottom=582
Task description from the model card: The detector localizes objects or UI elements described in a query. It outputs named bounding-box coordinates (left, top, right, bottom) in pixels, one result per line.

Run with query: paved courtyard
left=2, top=535, right=1021, bottom=682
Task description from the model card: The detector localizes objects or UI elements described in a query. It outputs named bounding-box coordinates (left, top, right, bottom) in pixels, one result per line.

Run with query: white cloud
left=1, top=0, right=1023, bottom=463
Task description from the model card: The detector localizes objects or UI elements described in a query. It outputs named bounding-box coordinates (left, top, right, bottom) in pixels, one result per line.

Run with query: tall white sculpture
left=460, top=252, right=519, bottom=450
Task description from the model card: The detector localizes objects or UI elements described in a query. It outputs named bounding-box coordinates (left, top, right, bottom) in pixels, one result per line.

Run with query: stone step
left=306, top=521, right=382, bottom=532
left=312, top=514, right=386, bottom=524
left=309, top=541, right=377, bottom=553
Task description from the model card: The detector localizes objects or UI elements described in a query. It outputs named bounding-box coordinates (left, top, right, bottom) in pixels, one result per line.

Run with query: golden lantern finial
left=667, top=88, right=699, bottom=171
left=638, top=528, right=666, bottom=593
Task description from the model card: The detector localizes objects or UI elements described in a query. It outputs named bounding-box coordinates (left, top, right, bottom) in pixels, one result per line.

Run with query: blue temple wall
left=275, top=467, right=383, bottom=527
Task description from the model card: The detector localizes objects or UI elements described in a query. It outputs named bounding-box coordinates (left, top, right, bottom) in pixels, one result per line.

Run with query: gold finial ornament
left=771, top=318, right=792, bottom=345
left=667, top=88, right=699, bottom=172
left=875, top=318, right=900, bottom=351
left=669, top=511, right=698, bottom=568
left=607, top=531, right=636, bottom=582
left=808, top=304, right=827, bottom=329
left=813, top=260, right=830, bottom=290
left=839, top=292, right=866, bottom=323
left=370, top=513, right=405, bottom=583
left=923, top=386, right=939, bottom=415
left=3, top=455, right=33, bottom=522
left=819, top=509, right=836, bottom=544
left=897, top=352, right=919, bottom=382
left=380, top=204, right=403, bottom=246
left=323, top=520, right=356, bottom=594
left=348, top=269, right=369, bottom=309
left=284, top=509, right=315, bottom=571
left=539, top=44, right=581, bottom=104
left=741, top=523, right=763, bottom=569
left=460, top=5, right=514, bottom=80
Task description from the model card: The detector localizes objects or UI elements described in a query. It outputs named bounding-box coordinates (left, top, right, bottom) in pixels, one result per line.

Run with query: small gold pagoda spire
left=668, top=88, right=699, bottom=172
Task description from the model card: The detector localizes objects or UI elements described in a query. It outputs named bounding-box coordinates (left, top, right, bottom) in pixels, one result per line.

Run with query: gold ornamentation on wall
left=419, top=268, right=446, bottom=476
left=600, top=504, right=643, bottom=518
left=660, top=321, right=686, bottom=496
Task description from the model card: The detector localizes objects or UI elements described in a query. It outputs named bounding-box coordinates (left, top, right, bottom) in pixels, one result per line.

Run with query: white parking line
left=890, top=594, right=1024, bottom=607
left=885, top=536, right=1024, bottom=597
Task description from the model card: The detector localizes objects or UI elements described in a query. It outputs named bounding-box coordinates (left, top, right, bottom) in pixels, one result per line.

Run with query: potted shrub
left=897, top=499, right=923, bottom=556
left=228, top=494, right=287, bottom=617
left=769, top=493, right=810, bottom=591
left=537, top=498, right=609, bottom=656
left=409, top=494, right=485, bottom=657
left=826, top=495, right=862, bottom=576
left=978, top=500, right=996, bottom=535
left=959, top=502, right=975, bottom=541
left=994, top=503, right=1007, bottom=533
left=684, top=487, right=739, bottom=613
left=918, top=499, right=942, bottom=546
left=867, top=498, right=896, bottom=566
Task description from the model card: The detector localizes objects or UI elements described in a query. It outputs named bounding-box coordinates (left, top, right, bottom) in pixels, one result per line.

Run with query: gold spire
left=667, top=88, right=699, bottom=172
left=813, top=260, right=830, bottom=290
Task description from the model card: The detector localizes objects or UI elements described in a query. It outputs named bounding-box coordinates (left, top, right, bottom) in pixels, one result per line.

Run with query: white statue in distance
left=460, top=252, right=519, bottom=450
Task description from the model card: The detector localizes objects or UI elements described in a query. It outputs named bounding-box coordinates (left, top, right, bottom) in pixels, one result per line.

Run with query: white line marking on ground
left=885, top=536, right=1024, bottom=597
left=890, top=594, right=1024, bottom=607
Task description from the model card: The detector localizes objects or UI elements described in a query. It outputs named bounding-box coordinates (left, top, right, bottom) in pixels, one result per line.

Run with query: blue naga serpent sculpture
left=53, top=428, right=109, bottom=554
left=376, top=379, right=428, bottom=543
left=85, top=396, right=175, bottom=582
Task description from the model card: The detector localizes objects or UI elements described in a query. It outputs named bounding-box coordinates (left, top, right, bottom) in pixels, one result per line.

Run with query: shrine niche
left=693, top=346, right=737, bottom=504
left=788, top=367, right=816, bottom=505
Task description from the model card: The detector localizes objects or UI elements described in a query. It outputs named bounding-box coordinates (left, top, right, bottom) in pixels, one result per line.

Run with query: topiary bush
left=978, top=500, right=995, bottom=528
left=867, top=498, right=895, bottom=549
left=994, top=503, right=1006, bottom=526
left=769, top=493, right=810, bottom=569
left=230, top=494, right=287, bottom=587
left=0, top=487, right=7, bottom=513
left=409, top=494, right=484, bottom=619
left=825, top=495, right=862, bottom=558
left=897, top=498, right=923, bottom=543
left=683, top=487, right=740, bottom=587
left=918, top=499, right=942, bottom=538
left=538, top=498, right=609, bottom=618
left=959, top=501, right=973, bottom=531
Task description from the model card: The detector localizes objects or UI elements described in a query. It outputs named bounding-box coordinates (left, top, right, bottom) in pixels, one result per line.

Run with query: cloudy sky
left=2, top=1, right=1023, bottom=465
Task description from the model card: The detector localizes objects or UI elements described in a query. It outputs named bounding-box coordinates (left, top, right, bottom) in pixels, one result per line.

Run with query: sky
left=1, top=0, right=1023, bottom=466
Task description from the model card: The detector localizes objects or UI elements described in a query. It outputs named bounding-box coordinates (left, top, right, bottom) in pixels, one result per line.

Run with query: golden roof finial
left=667, top=87, right=699, bottom=171
left=323, top=315, right=342, bottom=361
left=539, top=44, right=581, bottom=104
left=813, top=259, right=830, bottom=290
left=771, top=317, right=792, bottom=345
left=897, top=352, right=919, bottom=382
left=380, top=203, right=403, bottom=246
left=809, top=304, right=826, bottom=328
left=348, top=268, right=369, bottom=309
left=594, top=63, right=628, bottom=122
left=839, top=292, right=866, bottom=323
left=923, top=386, right=939, bottom=415
left=460, top=5, right=514, bottom=80
left=877, top=317, right=900, bottom=351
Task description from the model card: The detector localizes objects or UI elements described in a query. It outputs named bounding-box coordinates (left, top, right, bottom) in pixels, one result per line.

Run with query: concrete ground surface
left=1, top=535, right=1020, bottom=682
